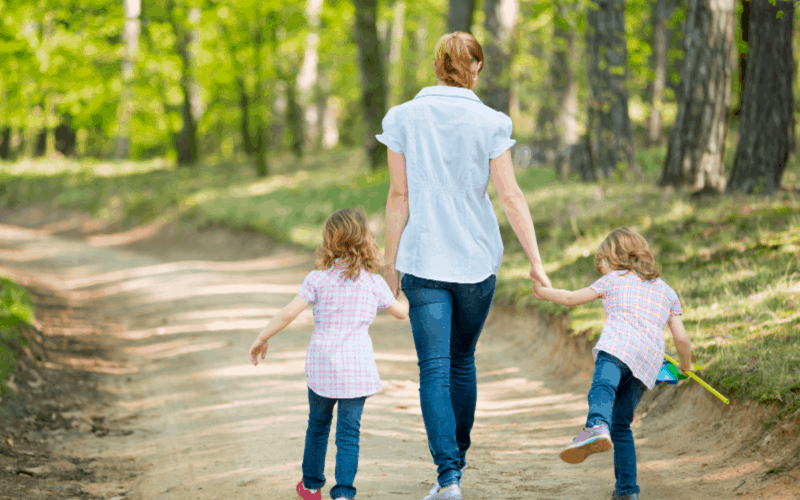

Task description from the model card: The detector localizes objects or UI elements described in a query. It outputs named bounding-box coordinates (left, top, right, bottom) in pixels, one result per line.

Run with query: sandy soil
left=0, top=205, right=798, bottom=500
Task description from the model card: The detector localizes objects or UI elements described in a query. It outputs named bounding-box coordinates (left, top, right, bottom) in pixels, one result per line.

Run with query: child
left=248, top=207, right=409, bottom=500
left=531, top=227, right=693, bottom=500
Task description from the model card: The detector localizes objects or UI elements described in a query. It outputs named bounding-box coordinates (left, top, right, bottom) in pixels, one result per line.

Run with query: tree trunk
left=387, top=1, right=406, bottom=107
left=297, top=0, right=323, bottom=148
left=321, top=96, right=340, bottom=149
left=34, top=128, right=47, bottom=157
left=660, top=0, right=734, bottom=193
left=54, top=114, right=76, bottom=157
left=646, top=0, right=677, bottom=146
left=586, top=0, right=639, bottom=179
left=482, top=0, right=518, bottom=114
left=353, top=0, right=388, bottom=172
left=286, top=79, right=304, bottom=159
left=116, top=0, right=141, bottom=159
left=448, top=0, right=476, bottom=33
left=252, top=19, right=269, bottom=177
left=236, top=77, right=254, bottom=156
left=734, top=0, right=750, bottom=116
left=552, top=5, right=579, bottom=176
left=726, top=0, right=793, bottom=194
left=0, top=128, right=10, bottom=160
left=171, top=5, right=200, bottom=166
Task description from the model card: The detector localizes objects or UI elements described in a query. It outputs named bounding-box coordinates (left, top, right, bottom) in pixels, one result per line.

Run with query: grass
left=0, top=277, right=35, bottom=393
left=1, top=135, right=799, bottom=417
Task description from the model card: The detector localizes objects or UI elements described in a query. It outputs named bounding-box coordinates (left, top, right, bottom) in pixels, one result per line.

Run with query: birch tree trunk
left=353, top=0, right=388, bottom=172
left=482, top=0, right=518, bottom=114
left=448, top=0, right=476, bottom=32
left=387, top=1, right=406, bottom=107
left=116, top=0, right=141, bottom=159
left=726, top=0, right=794, bottom=194
left=659, top=0, right=734, bottom=193
left=646, top=0, right=677, bottom=146
left=297, top=0, right=323, bottom=149
left=586, top=0, right=639, bottom=179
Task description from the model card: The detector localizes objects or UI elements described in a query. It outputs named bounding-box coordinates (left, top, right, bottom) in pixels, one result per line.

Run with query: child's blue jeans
left=586, top=351, right=647, bottom=497
left=302, top=387, right=366, bottom=499
left=401, top=272, right=496, bottom=490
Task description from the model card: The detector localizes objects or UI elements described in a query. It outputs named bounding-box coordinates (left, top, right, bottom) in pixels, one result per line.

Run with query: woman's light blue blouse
left=376, top=85, right=516, bottom=284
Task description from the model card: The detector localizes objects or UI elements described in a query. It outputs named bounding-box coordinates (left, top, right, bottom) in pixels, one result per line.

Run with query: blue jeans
left=401, top=273, right=496, bottom=489
left=302, top=388, right=367, bottom=499
left=586, top=351, right=647, bottom=497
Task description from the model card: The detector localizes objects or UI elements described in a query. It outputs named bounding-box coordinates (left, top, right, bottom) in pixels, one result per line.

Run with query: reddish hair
left=594, top=227, right=660, bottom=280
left=315, top=207, right=382, bottom=281
left=434, top=32, right=484, bottom=89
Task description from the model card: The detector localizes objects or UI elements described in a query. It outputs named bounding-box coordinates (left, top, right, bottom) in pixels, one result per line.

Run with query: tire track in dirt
left=1, top=216, right=798, bottom=500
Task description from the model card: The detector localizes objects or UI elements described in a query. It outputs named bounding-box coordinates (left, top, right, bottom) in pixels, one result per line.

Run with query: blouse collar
left=414, top=85, right=482, bottom=103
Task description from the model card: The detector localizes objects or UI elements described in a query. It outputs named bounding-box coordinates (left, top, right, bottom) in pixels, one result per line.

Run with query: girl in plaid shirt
left=532, top=227, right=694, bottom=500
left=248, top=208, right=409, bottom=500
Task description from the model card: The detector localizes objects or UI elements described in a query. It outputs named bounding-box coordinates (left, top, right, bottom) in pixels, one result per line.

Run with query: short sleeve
left=371, top=274, right=396, bottom=309
left=669, top=290, right=683, bottom=316
left=589, top=273, right=615, bottom=299
left=375, top=106, right=405, bottom=154
left=488, top=112, right=517, bottom=159
left=298, top=272, right=317, bottom=304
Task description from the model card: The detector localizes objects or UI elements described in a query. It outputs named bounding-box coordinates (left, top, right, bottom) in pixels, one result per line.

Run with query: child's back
left=590, top=269, right=683, bottom=390
left=299, top=265, right=397, bottom=399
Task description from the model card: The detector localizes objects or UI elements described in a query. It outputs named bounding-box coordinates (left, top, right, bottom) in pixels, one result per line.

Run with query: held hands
left=248, top=336, right=269, bottom=366
left=529, top=262, right=552, bottom=300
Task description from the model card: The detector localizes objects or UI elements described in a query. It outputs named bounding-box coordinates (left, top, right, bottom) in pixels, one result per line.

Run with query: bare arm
left=668, top=315, right=694, bottom=372
left=249, top=295, right=309, bottom=365
left=533, top=281, right=600, bottom=307
left=385, top=291, right=409, bottom=320
left=489, top=149, right=551, bottom=291
left=384, top=148, right=409, bottom=297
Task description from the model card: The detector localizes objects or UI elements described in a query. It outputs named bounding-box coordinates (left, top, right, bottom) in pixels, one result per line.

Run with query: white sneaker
left=423, top=484, right=462, bottom=500
left=428, top=467, right=465, bottom=496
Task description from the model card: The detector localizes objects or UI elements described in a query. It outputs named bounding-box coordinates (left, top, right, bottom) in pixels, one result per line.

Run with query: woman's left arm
left=384, top=148, right=409, bottom=297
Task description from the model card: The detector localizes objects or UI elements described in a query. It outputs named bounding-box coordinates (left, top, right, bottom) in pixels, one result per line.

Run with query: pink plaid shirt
left=589, top=270, right=683, bottom=390
left=297, top=264, right=396, bottom=399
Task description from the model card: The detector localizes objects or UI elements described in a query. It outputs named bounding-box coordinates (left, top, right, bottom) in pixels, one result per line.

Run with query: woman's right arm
left=384, top=148, right=409, bottom=297
left=489, top=149, right=552, bottom=292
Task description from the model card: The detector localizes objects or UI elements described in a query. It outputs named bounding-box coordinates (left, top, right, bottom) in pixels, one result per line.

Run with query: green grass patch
left=0, top=277, right=35, bottom=394
left=1, top=137, right=799, bottom=416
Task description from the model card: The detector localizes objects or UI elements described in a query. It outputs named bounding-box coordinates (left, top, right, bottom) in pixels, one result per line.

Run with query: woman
left=377, top=32, right=552, bottom=500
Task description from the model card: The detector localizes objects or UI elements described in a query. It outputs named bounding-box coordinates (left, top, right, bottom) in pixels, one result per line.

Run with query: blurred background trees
left=0, top=0, right=797, bottom=193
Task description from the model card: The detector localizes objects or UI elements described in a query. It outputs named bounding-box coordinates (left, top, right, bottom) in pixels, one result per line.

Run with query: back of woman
left=378, top=31, right=552, bottom=500
left=378, top=63, right=515, bottom=283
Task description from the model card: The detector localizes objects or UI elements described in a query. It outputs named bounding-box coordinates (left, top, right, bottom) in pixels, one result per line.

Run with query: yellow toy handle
left=664, top=353, right=730, bottom=404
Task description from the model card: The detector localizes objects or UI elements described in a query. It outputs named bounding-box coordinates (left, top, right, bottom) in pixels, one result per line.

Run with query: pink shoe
left=297, top=480, right=322, bottom=500
left=559, top=424, right=613, bottom=464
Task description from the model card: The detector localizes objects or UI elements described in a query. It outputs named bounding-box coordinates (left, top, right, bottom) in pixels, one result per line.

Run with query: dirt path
left=1, top=210, right=798, bottom=500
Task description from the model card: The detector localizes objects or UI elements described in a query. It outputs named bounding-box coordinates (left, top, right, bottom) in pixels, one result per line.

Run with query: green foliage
left=0, top=277, right=34, bottom=391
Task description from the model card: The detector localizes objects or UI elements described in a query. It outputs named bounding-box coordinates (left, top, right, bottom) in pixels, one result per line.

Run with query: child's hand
left=531, top=279, right=547, bottom=300
left=249, top=337, right=269, bottom=366
left=678, top=361, right=695, bottom=375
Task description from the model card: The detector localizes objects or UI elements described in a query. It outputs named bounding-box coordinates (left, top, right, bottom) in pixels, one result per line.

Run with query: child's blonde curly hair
left=595, top=227, right=660, bottom=280
left=315, top=207, right=383, bottom=281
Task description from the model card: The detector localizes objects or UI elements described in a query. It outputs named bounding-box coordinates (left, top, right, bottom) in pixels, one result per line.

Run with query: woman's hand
left=249, top=336, right=269, bottom=366
left=384, top=266, right=400, bottom=298
left=531, top=279, right=548, bottom=301
left=529, top=261, right=552, bottom=299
